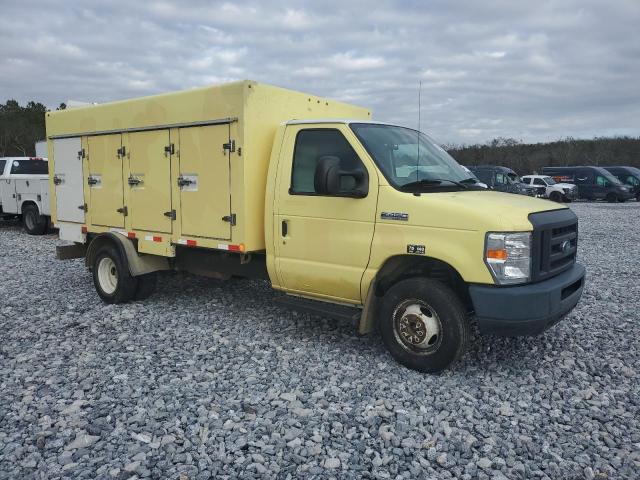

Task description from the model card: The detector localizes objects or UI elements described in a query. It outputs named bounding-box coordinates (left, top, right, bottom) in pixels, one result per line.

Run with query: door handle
left=127, top=176, right=142, bottom=186
left=281, top=220, right=288, bottom=237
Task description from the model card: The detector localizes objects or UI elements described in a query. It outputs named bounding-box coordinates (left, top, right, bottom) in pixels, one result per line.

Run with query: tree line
left=1, top=99, right=639, bottom=172
left=445, top=136, right=640, bottom=174
left=0, top=100, right=65, bottom=157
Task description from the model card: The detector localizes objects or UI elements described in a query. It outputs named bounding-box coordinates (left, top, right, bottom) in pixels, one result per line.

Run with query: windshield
left=506, top=172, right=521, bottom=184
left=600, top=169, right=624, bottom=186
left=350, top=123, right=475, bottom=190
left=543, top=176, right=556, bottom=185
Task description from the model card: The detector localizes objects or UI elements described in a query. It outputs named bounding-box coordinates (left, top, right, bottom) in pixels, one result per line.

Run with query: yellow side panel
left=178, top=125, right=231, bottom=240
left=127, top=130, right=172, bottom=234
left=87, top=134, right=124, bottom=228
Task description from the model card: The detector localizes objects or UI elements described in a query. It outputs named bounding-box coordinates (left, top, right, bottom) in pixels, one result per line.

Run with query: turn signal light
left=486, top=248, right=508, bottom=260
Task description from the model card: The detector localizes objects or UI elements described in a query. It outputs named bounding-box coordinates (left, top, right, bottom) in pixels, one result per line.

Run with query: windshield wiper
left=459, top=177, right=479, bottom=184
left=399, top=178, right=469, bottom=191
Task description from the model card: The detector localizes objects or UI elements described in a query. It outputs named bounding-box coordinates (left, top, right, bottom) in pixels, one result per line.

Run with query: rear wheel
left=379, top=278, right=469, bottom=373
left=92, top=245, right=137, bottom=303
left=22, top=204, right=47, bottom=235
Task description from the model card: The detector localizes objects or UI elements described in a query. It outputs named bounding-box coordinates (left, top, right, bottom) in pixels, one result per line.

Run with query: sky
left=1, top=0, right=639, bottom=145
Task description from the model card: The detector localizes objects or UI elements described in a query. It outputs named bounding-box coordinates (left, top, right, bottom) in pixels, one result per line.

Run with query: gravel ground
left=1, top=202, right=639, bottom=479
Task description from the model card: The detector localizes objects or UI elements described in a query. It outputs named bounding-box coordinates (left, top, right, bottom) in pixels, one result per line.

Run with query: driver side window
left=596, top=176, right=609, bottom=187
left=290, top=129, right=366, bottom=195
left=495, top=172, right=507, bottom=184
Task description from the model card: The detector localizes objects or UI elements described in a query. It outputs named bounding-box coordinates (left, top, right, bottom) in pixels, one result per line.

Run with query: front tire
left=549, top=191, right=563, bottom=202
left=22, top=205, right=47, bottom=235
left=92, top=245, right=138, bottom=304
left=606, top=193, right=617, bottom=203
left=379, top=278, right=469, bottom=373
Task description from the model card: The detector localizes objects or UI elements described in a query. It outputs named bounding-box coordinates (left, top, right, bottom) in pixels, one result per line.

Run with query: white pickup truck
left=0, top=157, right=51, bottom=234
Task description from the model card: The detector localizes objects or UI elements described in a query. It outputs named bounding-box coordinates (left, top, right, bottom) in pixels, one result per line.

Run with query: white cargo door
left=53, top=137, right=85, bottom=223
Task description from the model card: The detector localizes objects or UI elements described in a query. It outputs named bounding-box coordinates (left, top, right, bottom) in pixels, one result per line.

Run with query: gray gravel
left=1, top=202, right=639, bottom=479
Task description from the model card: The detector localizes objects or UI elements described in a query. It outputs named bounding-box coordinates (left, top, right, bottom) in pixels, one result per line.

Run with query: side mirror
left=314, top=156, right=368, bottom=197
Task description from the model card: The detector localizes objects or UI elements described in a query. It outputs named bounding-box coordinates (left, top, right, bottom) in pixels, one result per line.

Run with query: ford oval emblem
left=561, top=240, right=571, bottom=253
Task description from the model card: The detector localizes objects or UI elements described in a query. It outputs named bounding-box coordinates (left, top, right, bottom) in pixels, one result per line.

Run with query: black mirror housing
left=314, top=155, right=368, bottom=198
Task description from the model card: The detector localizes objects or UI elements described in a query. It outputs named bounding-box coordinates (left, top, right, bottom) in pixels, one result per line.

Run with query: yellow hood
left=378, top=187, right=566, bottom=232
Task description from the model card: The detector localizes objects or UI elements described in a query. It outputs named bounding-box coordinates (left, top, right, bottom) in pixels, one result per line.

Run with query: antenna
left=416, top=80, right=422, bottom=181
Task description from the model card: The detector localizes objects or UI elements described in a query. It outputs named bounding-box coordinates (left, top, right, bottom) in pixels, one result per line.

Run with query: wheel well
left=373, top=255, right=472, bottom=309
left=21, top=201, right=38, bottom=214
left=85, top=234, right=122, bottom=271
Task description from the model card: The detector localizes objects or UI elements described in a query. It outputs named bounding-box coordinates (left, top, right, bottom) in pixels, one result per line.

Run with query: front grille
left=529, top=209, right=578, bottom=282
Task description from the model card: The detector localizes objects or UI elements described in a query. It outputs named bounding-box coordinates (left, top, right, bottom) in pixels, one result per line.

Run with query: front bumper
left=469, top=262, right=585, bottom=336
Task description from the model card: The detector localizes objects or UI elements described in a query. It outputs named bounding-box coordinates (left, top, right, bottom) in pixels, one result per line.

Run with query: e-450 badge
left=407, top=244, right=425, bottom=255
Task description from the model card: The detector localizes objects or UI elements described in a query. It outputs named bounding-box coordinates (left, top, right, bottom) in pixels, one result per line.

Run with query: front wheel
left=606, top=193, right=617, bottom=203
left=22, top=205, right=48, bottom=235
left=549, top=191, right=563, bottom=202
left=379, top=278, right=469, bottom=373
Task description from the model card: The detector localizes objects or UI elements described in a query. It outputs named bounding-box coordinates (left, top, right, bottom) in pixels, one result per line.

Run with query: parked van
left=48, top=81, right=585, bottom=373
left=468, top=165, right=543, bottom=196
left=542, top=166, right=634, bottom=202
left=603, top=166, right=640, bottom=201
left=0, top=157, right=51, bottom=234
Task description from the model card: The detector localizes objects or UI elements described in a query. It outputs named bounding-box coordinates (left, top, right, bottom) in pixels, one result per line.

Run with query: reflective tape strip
left=127, top=232, right=136, bottom=239
left=217, top=243, right=230, bottom=250
left=218, top=243, right=244, bottom=252
left=178, top=239, right=197, bottom=247
left=110, top=229, right=127, bottom=236
left=144, top=235, right=163, bottom=242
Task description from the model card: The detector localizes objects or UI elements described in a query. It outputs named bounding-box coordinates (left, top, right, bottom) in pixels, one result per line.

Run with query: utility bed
left=46, top=80, right=370, bottom=254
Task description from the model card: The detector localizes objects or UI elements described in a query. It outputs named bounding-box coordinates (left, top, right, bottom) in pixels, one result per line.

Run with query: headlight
left=485, top=232, right=532, bottom=285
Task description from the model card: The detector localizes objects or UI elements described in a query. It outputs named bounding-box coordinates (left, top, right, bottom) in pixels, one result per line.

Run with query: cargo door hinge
left=164, top=209, right=176, bottom=220
left=164, top=143, right=175, bottom=156
left=78, top=203, right=88, bottom=212
left=223, top=140, right=236, bottom=153
left=116, top=206, right=128, bottom=216
left=77, top=148, right=85, bottom=160
left=222, top=213, right=236, bottom=226
left=117, top=146, right=126, bottom=158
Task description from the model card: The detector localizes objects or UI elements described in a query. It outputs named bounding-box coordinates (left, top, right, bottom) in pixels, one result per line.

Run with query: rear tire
left=92, top=245, right=137, bottom=304
left=549, top=191, right=563, bottom=202
left=22, top=205, right=47, bottom=235
left=379, top=278, right=469, bottom=373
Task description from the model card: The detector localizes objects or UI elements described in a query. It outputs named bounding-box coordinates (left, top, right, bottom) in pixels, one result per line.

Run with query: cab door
left=87, top=134, right=125, bottom=228
left=273, top=125, right=378, bottom=303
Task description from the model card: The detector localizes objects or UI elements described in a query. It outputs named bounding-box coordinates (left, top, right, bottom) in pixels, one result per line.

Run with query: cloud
left=1, top=0, right=639, bottom=144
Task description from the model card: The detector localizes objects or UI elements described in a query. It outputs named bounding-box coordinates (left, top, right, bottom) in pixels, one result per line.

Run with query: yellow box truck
left=47, top=80, right=585, bottom=372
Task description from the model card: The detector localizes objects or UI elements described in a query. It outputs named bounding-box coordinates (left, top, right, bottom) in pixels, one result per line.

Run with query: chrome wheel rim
left=392, top=299, right=443, bottom=353
left=97, top=257, right=118, bottom=295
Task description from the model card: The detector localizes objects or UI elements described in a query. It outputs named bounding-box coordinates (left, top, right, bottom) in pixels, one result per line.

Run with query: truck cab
left=265, top=121, right=585, bottom=371
left=0, top=157, right=51, bottom=234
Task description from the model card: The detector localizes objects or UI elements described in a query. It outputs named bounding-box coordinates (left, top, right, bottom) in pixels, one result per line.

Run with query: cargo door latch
left=53, top=175, right=63, bottom=185
left=164, top=143, right=175, bottom=156
left=222, top=213, right=236, bottom=226
left=164, top=210, right=176, bottom=220
left=223, top=140, right=236, bottom=153
left=116, top=206, right=128, bottom=216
